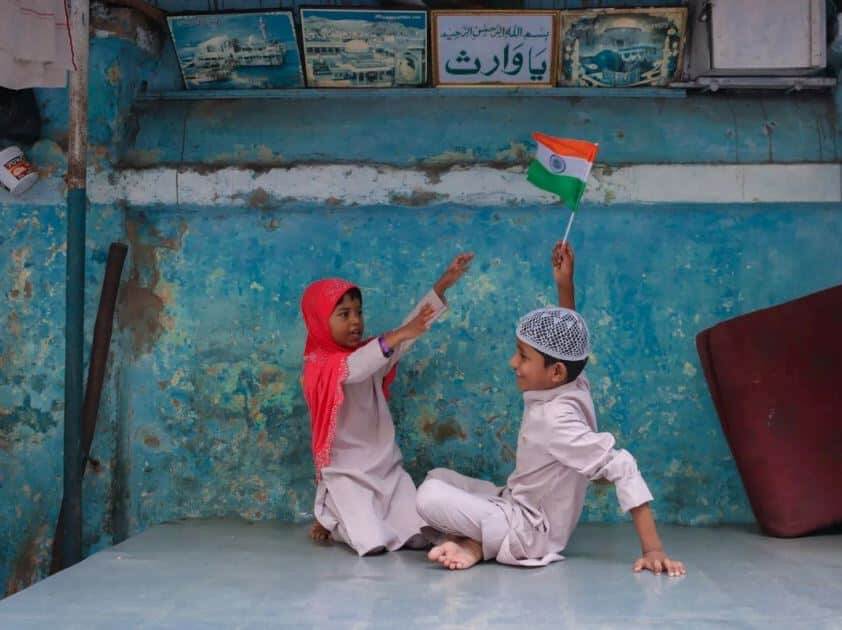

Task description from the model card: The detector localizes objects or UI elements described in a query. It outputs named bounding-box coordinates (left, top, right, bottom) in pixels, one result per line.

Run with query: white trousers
left=416, top=468, right=506, bottom=544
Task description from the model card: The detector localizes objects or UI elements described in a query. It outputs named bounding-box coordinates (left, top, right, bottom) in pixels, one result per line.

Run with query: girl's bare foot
left=309, top=521, right=331, bottom=543
left=428, top=537, right=483, bottom=570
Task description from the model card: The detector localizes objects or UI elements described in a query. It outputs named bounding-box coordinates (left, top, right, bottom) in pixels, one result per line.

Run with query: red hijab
left=300, top=278, right=397, bottom=474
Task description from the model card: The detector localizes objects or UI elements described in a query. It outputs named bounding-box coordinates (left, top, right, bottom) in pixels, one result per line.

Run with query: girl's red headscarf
left=300, top=278, right=397, bottom=474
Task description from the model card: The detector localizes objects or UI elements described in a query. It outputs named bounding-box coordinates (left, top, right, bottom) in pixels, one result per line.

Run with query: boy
left=415, top=242, right=685, bottom=576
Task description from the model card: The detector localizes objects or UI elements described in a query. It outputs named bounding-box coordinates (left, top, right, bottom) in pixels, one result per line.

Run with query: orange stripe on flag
left=532, top=133, right=599, bottom=163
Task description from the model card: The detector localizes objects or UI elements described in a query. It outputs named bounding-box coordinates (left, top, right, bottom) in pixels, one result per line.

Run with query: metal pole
left=63, top=0, right=90, bottom=569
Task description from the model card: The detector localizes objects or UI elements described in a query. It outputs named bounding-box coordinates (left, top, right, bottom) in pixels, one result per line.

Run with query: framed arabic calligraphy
left=558, top=7, right=687, bottom=88
left=431, top=11, right=558, bottom=87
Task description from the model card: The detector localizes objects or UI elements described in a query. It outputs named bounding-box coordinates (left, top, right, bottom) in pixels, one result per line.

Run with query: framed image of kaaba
left=558, top=8, right=687, bottom=87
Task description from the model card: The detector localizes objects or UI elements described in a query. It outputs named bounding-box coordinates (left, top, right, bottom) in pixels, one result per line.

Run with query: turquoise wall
left=2, top=7, right=842, bottom=596
left=116, top=203, right=841, bottom=537
left=0, top=200, right=123, bottom=594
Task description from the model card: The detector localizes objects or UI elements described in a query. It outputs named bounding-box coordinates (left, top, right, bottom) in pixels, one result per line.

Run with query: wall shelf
left=136, top=86, right=688, bottom=101
left=673, top=77, right=837, bottom=92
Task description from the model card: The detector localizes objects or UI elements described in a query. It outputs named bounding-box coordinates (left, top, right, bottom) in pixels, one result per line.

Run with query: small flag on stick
left=526, top=132, right=599, bottom=243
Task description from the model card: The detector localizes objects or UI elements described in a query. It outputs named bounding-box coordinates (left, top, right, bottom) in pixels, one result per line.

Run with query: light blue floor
left=1, top=519, right=841, bottom=628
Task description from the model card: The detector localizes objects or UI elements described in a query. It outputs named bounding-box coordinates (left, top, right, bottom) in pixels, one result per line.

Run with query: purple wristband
left=378, top=335, right=394, bottom=358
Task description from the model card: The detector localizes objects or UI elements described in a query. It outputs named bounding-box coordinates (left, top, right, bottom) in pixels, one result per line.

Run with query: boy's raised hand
left=552, top=240, right=574, bottom=287
left=434, top=252, right=475, bottom=298
left=552, top=241, right=575, bottom=309
left=633, top=550, right=686, bottom=578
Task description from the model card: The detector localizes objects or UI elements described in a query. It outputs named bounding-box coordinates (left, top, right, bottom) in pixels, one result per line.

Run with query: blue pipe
left=63, top=186, right=85, bottom=568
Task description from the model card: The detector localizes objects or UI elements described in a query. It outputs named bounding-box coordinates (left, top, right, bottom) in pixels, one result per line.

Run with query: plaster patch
left=88, top=163, right=842, bottom=208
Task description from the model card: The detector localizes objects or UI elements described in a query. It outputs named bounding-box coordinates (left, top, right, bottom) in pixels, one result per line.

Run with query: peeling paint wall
left=3, top=5, right=842, bottom=599
left=126, top=94, right=841, bottom=168
left=114, top=203, right=842, bottom=534
left=0, top=19, right=156, bottom=595
left=0, top=201, right=123, bottom=595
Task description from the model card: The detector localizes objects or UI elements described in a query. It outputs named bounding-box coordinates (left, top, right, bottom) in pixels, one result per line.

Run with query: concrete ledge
left=5, top=163, right=840, bottom=208
left=85, top=163, right=842, bottom=207
left=125, top=93, right=840, bottom=167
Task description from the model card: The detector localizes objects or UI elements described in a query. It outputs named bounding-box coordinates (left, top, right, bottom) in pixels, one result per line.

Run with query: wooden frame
left=299, top=7, right=429, bottom=88
left=167, top=10, right=305, bottom=90
left=558, top=7, right=687, bottom=88
left=431, top=10, right=558, bottom=88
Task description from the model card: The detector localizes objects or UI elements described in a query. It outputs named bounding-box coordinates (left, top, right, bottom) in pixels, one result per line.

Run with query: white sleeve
left=387, top=289, right=448, bottom=367
left=344, top=339, right=390, bottom=384
left=547, top=405, right=654, bottom=513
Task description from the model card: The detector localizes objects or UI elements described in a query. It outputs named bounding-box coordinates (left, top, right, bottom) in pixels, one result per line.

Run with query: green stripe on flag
left=527, top=160, right=587, bottom=210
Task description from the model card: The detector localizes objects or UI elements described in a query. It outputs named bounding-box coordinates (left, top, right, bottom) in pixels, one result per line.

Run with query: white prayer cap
left=516, top=307, right=590, bottom=361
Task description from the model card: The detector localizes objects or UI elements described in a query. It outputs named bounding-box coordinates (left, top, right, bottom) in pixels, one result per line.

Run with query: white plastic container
left=0, top=145, right=39, bottom=196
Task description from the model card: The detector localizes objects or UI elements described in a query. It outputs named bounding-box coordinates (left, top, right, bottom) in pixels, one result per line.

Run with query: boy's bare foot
left=428, top=537, right=483, bottom=570
left=309, top=521, right=331, bottom=543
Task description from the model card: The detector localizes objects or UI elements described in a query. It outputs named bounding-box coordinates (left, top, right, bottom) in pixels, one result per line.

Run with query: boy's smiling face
left=509, top=338, right=567, bottom=392
left=329, top=291, right=364, bottom=348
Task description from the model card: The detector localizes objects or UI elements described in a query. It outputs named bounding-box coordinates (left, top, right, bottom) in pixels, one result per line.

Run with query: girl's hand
left=385, top=304, right=437, bottom=348
left=633, top=550, right=686, bottom=577
left=434, top=252, right=475, bottom=298
left=552, top=241, right=575, bottom=288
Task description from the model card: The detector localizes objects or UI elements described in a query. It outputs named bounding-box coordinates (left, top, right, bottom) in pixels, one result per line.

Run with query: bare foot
left=428, top=534, right=461, bottom=562
left=309, top=521, right=331, bottom=544
left=428, top=537, right=482, bottom=570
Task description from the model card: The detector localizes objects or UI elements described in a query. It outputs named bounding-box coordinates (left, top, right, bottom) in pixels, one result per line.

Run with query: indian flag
left=526, top=133, right=599, bottom=210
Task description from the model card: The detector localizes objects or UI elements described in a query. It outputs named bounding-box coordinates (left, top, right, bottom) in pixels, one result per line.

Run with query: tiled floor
left=1, top=518, right=840, bottom=628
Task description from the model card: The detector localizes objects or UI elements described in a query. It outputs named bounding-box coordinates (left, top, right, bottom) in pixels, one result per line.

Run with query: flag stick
left=561, top=210, right=576, bottom=245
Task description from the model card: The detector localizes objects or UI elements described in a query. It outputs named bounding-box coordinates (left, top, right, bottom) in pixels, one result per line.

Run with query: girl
left=300, top=253, right=474, bottom=555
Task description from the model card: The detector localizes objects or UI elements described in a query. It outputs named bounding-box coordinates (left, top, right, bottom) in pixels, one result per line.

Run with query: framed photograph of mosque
left=558, top=7, right=687, bottom=88
left=431, top=10, right=558, bottom=87
left=299, top=8, right=429, bottom=88
left=167, top=11, right=305, bottom=90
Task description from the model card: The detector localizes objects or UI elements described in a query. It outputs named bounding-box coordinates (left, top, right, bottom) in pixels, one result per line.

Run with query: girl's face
left=329, top=292, right=364, bottom=348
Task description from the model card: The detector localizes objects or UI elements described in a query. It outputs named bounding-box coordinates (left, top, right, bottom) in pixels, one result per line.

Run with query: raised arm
left=344, top=304, right=437, bottom=384
left=382, top=303, right=437, bottom=357
left=552, top=241, right=575, bottom=310
left=434, top=252, right=474, bottom=301
left=381, top=252, right=474, bottom=366
left=346, top=252, right=474, bottom=383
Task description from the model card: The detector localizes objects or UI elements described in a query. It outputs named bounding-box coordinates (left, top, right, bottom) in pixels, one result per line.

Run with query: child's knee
left=424, top=467, right=452, bottom=483
left=416, top=479, right=447, bottom=520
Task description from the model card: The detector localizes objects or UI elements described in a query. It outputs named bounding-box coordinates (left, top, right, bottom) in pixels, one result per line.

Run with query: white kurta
left=417, top=375, right=654, bottom=567
left=314, top=290, right=446, bottom=556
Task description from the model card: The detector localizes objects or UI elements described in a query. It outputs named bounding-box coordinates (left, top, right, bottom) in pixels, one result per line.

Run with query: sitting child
left=415, top=242, right=685, bottom=576
left=300, top=253, right=473, bottom=556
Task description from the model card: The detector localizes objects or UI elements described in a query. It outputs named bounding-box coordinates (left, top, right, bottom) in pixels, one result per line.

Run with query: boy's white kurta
left=417, top=375, right=654, bottom=566
left=314, top=290, right=446, bottom=556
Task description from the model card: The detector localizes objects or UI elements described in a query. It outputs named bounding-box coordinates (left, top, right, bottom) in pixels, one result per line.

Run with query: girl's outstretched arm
left=344, top=305, right=437, bottom=384
left=434, top=252, right=475, bottom=300
left=381, top=252, right=474, bottom=368
left=382, top=304, right=436, bottom=350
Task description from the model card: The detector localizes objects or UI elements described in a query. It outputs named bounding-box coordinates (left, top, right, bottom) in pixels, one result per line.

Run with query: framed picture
left=558, top=7, right=687, bottom=88
left=300, top=8, right=428, bottom=88
left=431, top=11, right=557, bottom=87
left=167, top=11, right=305, bottom=90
